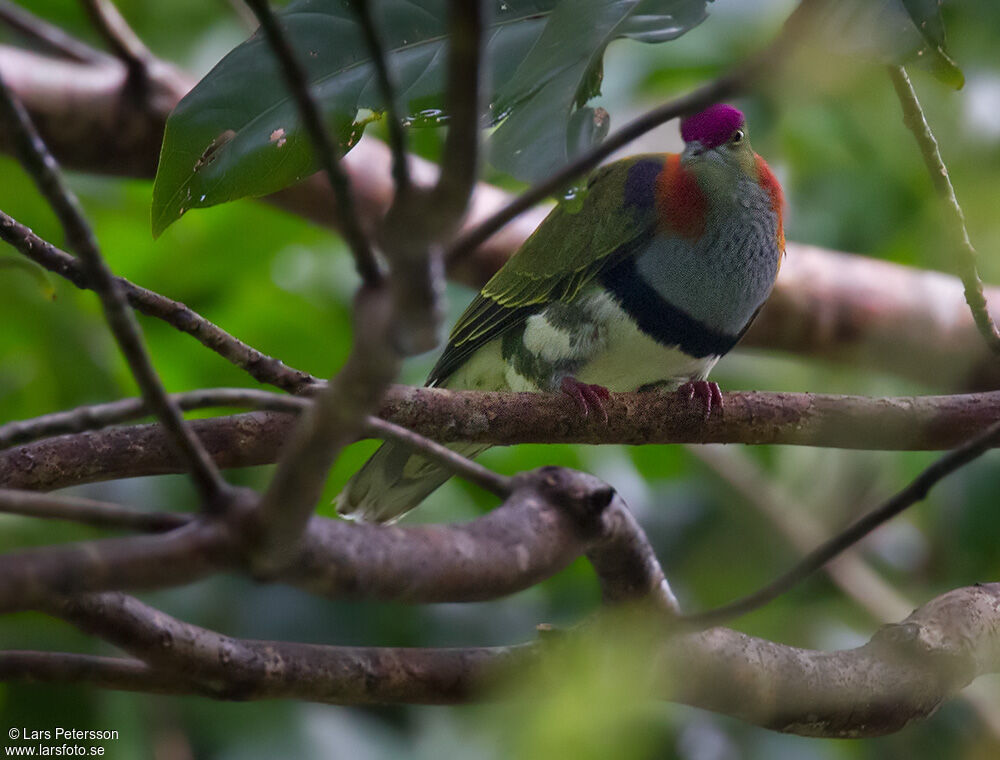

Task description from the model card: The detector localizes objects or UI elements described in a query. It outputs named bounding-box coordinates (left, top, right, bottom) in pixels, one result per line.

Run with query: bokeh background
left=2, top=0, right=1000, bottom=757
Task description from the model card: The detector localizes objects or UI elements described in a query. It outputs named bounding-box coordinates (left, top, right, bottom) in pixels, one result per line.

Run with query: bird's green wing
left=428, top=154, right=664, bottom=386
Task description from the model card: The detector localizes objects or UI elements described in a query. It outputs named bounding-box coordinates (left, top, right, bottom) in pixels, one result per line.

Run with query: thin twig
left=889, top=66, right=1000, bottom=353
left=350, top=0, right=410, bottom=192
left=365, top=416, right=511, bottom=497
left=78, top=0, right=152, bottom=97
left=243, top=0, right=381, bottom=285
left=0, top=0, right=106, bottom=64
left=0, top=387, right=311, bottom=449
left=0, top=211, right=318, bottom=392
left=431, top=0, right=487, bottom=222
left=679, top=419, right=1000, bottom=627
left=0, top=75, right=230, bottom=509
left=0, top=488, right=188, bottom=532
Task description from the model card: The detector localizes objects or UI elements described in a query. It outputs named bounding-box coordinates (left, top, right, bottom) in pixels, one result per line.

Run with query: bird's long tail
left=336, top=440, right=491, bottom=523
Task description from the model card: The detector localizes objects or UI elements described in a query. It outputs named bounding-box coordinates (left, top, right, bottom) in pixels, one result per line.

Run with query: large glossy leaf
left=489, top=0, right=708, bottom=183
left=151, top=0, right=708, bottom=236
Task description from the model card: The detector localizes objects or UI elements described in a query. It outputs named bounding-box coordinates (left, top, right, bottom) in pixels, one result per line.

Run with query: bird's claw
left=677, top=380, right=723, bottom=419
left=560, top=377, right=611, bottom=423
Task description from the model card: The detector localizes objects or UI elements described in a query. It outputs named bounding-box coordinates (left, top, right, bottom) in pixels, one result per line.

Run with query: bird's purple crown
left=680, top=104, right=744, bottom=149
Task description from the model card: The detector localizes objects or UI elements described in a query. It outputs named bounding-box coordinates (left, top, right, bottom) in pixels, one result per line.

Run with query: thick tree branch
left=0, top=75, right=229, bottom=508
left=7, top=583, right=1000, bottom=737
left=0, top=467, right=650, bottom=610
left=0, top=652, right=194, bottom=695
left=0, top=520, right=232, bottom=613
left=3, top=387, right=1000, bottom=491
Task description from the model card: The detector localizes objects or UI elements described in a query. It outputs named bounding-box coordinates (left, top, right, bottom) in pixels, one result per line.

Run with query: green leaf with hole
left=152, top=0, right=709, bottom=235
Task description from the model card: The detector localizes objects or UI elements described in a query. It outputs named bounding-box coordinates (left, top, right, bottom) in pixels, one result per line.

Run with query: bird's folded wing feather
left=428, top=155, right=665, bottom=386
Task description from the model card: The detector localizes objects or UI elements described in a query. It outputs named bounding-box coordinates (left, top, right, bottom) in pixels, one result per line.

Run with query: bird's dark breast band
left=599, top=256, right=740, bottom=358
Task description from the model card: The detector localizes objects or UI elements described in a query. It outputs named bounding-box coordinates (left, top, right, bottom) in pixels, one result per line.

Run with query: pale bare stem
left=0, top=77, right=230, bottom=508
left=889, top=66, right=1000, bottom=354
left=78, top=0, right=152, bottom=97
left=350, top=0, right=410, bottom=192
left=243, top=0, right=381, bottom=285
left=690, top=444, right=1000, bottom=744
left=0, top=213, right=318, bottom=392
left=7, top=584, right=1000, bottom=737
left=679, top=419, right=1000, bottom=627
left=0, top=488, right=188, bottom=532
left=0, top=0, right=106, bottom=63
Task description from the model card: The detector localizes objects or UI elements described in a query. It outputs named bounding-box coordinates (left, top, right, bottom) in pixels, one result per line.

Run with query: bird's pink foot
left=677, top=380, right=723, bottom=418
left=560, top=376, right=611, bottom=422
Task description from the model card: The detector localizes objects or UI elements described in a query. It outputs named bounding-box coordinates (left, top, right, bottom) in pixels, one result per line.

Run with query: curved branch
left=10, top=584, right=1000, bottom=737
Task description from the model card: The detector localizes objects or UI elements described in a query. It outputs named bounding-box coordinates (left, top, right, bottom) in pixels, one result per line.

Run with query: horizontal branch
left=12, top=583, right=1000, bottom=737
left=3, top=387, right=999, bottom=491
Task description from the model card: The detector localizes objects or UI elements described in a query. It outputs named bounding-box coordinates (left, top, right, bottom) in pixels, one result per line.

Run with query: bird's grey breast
left=635, top=175, right=780, bottom=336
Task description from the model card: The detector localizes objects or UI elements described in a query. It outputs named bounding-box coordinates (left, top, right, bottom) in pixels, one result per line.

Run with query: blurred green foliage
left=2, top=0, right=1000, bottom=758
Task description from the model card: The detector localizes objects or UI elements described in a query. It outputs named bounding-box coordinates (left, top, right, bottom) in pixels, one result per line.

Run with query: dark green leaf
left=152, top=0, right=555, bottom=236
left=489, top=0, right=708, bottom=183
left=152, top=0, right=708, bottom=234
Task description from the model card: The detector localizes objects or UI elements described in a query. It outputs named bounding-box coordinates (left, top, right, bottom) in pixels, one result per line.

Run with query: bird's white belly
left=502, top=291, right=718, bottom=392
left=574, top=297, right=718, bottom=391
